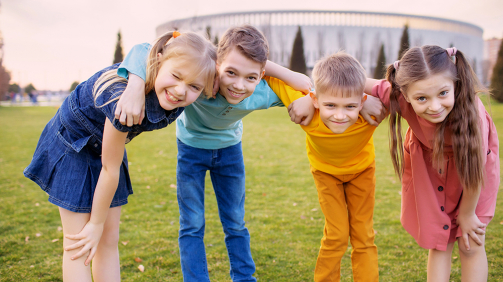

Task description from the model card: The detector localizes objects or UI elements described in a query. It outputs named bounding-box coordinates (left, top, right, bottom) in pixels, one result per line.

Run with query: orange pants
left=311, top=162, right=378, bottom=282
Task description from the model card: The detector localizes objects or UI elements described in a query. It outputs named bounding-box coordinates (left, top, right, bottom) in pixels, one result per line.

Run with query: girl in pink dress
left=366, top=45, right=499, bottom=281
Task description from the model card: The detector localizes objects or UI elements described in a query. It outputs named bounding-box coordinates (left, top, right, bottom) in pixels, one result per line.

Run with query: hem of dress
left=48, top=196, right=129, bottom=213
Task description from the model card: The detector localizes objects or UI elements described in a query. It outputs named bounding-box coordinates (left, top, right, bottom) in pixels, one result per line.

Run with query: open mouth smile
left=228, top=89, right=246, bottom=98
left=166, top=90, right=181, bottom=104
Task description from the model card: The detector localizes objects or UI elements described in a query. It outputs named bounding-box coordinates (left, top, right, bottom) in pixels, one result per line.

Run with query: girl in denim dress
left=24, top=31, right=216, bottom=282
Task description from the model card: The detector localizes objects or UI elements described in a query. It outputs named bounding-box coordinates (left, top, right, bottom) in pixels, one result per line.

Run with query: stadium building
left=156, top=10, right=483, bottom=77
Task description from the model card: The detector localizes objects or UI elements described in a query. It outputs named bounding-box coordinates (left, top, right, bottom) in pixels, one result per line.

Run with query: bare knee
left=458, top=237, right=485, bottom=258
left=98, top=228, right=119, bottom=250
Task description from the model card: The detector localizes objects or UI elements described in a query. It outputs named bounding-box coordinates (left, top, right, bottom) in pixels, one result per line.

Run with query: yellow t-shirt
left=265, top=76, right=376, bottom=175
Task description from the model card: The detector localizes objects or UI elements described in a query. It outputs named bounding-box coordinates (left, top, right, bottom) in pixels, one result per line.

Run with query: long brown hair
left=387, top=45, right=485, bottom=190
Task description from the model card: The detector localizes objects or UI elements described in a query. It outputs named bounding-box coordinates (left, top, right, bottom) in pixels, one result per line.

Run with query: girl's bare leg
left=92, top=206, right=122, bottom=282
left=458, top=235, right=487, bottom=282
left=59, top=208, right=92, bottom=282
left=427, top=241, right=455, bottom=282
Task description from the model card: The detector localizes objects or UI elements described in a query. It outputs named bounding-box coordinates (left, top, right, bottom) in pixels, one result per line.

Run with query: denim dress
left=24, top=64, right=182, bottom=213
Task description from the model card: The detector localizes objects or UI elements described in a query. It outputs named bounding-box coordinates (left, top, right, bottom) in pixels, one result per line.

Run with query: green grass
left=0, top=103, right=502, bottom=281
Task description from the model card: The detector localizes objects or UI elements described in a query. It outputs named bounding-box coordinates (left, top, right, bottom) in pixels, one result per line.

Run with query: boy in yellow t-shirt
left=265, top=52, right=378, bottom=282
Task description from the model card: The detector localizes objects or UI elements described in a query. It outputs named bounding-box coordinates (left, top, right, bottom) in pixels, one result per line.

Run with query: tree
left=0, top=62, right=9, bottom=100
left=289, top=26, right=307, bottom=74
left=374, top=44, right=387, bottom=79
left=70, top=81, right=79, bottom=92
left=205, top=26, right=212, bottom=40
left=8, top=83, right=19, bottom=93
left=213, top=35, right=219, bottom=47
left=113, top=30, right=124, bottom=64
left=25, top=83, right=36, bottom=94
left=398, top=24, right=410, bottom=60
left=490, top=40, right=503, bottom=102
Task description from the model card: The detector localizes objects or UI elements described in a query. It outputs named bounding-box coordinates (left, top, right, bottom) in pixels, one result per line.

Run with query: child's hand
left=114, top=74, right=145, bottom=126
left=288, top=94, right=315, bottom=125
left=456, top=213, right=486, bottom=250
left=287, top=72, right=313, bottom=94
left=65, top=221, right=105, bottom=266
left=360, top=94, right=388, bottom=126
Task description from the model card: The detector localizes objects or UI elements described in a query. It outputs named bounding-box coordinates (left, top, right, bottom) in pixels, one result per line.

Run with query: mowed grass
left=0, top=101, right=502, bottom=281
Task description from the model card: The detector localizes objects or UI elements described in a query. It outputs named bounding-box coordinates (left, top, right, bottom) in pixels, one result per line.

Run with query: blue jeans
left=176, top=139, right=256, bottom=282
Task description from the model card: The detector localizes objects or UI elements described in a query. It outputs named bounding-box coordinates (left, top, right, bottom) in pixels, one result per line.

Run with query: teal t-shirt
left=118, top=43, right=284, bottom=149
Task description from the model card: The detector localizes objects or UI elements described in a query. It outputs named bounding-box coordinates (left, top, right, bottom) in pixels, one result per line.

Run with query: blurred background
left=0, top=0, right=502, bottom=105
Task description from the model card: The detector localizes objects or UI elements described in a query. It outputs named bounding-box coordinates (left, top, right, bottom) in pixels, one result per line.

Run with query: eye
left=347, top=105, right=356, bottom=109
left=439, top=90, right=448, bottom=96
left=191, top=85, right=201, bottom=91
left=227, top=70, right=235, bottom=76
left=247, top=76, right=257, bottom=81
left=416, top=96, right=426, bottom=102
left=172, top=73, right=181, bottom=80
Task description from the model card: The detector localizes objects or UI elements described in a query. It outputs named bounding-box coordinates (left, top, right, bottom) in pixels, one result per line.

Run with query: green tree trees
left=289, top=26, right=307, bottom=74
left=490, top=40, right=503, bottom=102
left=113, top=30, right=124, bottom=64
left=70, top=81, right=79, bottom=92
left=374, top=44, right=387, bottom=79
left=25, top=83, right=36, bottom=94
left=398, top=24, right=410, bottom=60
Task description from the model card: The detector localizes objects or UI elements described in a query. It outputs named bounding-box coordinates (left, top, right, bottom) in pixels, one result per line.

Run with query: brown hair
left=387, top=45, right=485, bottom=190
left=93, top=31, right=217, bottom=103
left=217, top=25, right=269, bottom=67
left=312, top=52, right=366, bottom=97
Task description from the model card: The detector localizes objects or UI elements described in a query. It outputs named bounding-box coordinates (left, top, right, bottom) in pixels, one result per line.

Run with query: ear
left=359, top=95, right=367, bottom=110
left=310, top=92, right=319, bottom=109
left=401, top=92, right=410, bottom=103
left=259, top=69, right=266, bottom=80
left=157, top=53, right=162, bottom=59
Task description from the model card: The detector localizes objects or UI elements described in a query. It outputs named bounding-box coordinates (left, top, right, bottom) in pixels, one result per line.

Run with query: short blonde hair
left=312, top=52, right=366, bottom=97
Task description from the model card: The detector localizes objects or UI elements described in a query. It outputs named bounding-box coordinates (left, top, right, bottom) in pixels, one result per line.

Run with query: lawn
left=0, top=102, right=502, bottom=281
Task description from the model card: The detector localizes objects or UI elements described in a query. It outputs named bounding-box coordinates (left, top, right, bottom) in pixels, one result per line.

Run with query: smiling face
left=154, top=56, right=206, bottom=111
left=217, top=47, right=265, bottom=104
left=404, top=72, right=455, bottom=124
left=312, top=91, right=364, bottom=134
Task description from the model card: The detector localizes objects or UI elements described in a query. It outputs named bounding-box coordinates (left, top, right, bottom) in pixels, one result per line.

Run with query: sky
left=1, top=0, right=502, bottom=91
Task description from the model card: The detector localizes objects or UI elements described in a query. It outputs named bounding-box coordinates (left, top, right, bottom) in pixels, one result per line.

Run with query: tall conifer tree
left=113, top=31, right=124, bottom=64
left=289, top=26, right=307, bottom=74
left=398, top=24, right=410, bottom=60
left=490, top=40, right=503, bottom=102
left=374, top=44, right=387, bottom=79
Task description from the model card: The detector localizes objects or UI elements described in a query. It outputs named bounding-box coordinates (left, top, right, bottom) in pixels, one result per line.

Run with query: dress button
left=441, top=206, right=445, bottom=211
left=443, top=225, right=449, bottom=230
left=438, top=186, right=444, bottom=192
left=94, top=143, right=98, bottom=147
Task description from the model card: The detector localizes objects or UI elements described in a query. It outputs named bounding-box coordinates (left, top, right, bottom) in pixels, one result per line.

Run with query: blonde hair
left=93, top=31, right=217, bottom=106
left=312, top=52, right=366, bottom=97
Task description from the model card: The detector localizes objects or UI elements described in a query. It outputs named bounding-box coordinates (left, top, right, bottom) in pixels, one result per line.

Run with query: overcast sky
left=1, top=0, right=502, bottom=91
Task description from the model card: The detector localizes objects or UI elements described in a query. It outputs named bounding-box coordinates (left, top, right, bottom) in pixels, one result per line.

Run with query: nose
left=333, top=109, right=345, bottom=120
left=233, top=78, right=245, bottom=91
left=429, top=99, right=441, bottom=112
left=174, top=83, right=187, bottom=97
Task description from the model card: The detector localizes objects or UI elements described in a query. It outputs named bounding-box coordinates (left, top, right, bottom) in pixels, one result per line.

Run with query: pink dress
left=372, top=80, right=499, bottom=251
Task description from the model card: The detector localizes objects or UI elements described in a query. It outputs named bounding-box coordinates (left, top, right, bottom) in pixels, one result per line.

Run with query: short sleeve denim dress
left=24, top=64, right=182, bottom=213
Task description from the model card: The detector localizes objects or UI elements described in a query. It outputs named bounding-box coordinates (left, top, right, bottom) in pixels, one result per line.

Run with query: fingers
left=119, top=110, right=127, bottom=125
left=362, top=113, right=379, bottom=127
left=114, top=104, right=122, bottom=120
left=463, top=233, right=471, bottom=250
left=470, top=231, right=484, bottom=246
left=65, top=240, right=86, bottom=251
left=85, top=247, right=98, bottom=266
left=138, top=109, right=145, bottom=125
left=71, top=244, right=91, bottom=261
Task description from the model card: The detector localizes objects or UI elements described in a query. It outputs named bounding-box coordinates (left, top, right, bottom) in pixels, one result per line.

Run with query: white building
left=157, top=10, right=483, bottom=77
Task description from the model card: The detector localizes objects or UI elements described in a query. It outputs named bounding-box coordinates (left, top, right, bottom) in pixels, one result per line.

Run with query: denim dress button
left=443, top=225, right=449, bottom=230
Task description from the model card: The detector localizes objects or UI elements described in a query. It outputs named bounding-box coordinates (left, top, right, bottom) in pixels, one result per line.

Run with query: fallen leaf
left=158, top=150, right=163, bottom=155
left=453, top=256, right=458, bottom=260
left=262, top=193, right=267, bottom=196
left=146, top=186, right=150, bottom=189
left=52, top=239, right=59, bottom=243
left=25, top=236, right=29, bottom=242
left=398, top=191, right=402, bottom=195
left=138, top=265, right=145, bottom=272
left=259, top=155, right=264, bottom=159
left=160, top=202, right=166, bottom=205
left=35, top=233, right=42, bottom=237
left=293, top=203, right=297, bottom=206
left=311, top=208, right=318, bottom=211
left=135, top=257, right=143, bottom=263
left=30, top=265, right=34, bottom=268
left=57, top=226, right=63, bottom=231
left=500, top=221, right=503, bottom=225
left=35, top=203, right=40, bottom=206
left=374, top=230, right=378, bottom=235
left=300, top=215, right=306, bottom=219
left=170, top=184, right=176, bottom=189
left=121, top=241, right=129, bottom=246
